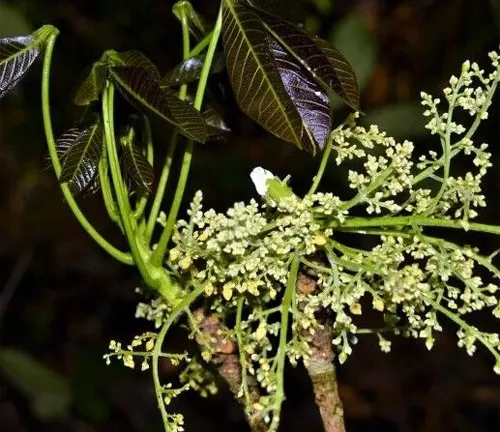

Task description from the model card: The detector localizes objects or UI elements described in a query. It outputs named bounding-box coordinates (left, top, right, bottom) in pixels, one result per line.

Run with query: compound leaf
left=222, top=0, right=317, bottom=153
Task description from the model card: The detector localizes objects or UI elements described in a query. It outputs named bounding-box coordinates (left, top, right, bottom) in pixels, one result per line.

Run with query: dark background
left=1, top=0, right=500, bottom=431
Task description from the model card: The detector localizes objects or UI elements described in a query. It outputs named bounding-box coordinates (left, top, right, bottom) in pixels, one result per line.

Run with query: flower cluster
left=108, top=50, right=500, bottom=427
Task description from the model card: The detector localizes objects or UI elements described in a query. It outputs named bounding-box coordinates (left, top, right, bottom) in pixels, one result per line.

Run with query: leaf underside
left=222, top=0, right=316, bottom=152
left=269, top=37, right=331, bottom=149
left=58, top=121, right=103, bottom=194
left=160, top=52, right=226, bottom=87
left=257, top=10, right=360, bottom=111
left=0, top=35, right=40, bottom=100
left=107, top=50, right=214, bottom=143
left=122, top=141, right=154, bottom=193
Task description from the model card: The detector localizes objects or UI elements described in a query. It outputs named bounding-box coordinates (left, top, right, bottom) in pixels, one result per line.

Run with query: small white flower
left=250, top=167, right=275, bottom=196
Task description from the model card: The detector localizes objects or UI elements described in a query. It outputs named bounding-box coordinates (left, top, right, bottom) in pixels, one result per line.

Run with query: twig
left=297, top=273, right=346, bottom=432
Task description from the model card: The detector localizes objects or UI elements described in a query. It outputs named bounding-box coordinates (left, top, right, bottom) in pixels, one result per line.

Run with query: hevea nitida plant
left=2, top=1, right=500, bottom=431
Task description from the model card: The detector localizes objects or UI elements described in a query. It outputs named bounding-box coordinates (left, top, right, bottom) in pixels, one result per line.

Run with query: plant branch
left=152, top=284, right=205, bottom=430
left=296, top=273, right=345, bottom=432
left=335, top=215, right=500, bottom=235
left=193, top=306, right=266, bottom=431
left=307, top=139, right=333, bottom=197
left=269, top=255, right=299, bottom=432
left=151, top=7, right=223, bottom=265
left=41, top=29, right=133, bottom=265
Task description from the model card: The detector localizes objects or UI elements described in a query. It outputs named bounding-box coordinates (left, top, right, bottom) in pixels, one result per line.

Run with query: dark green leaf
left=58, top=120, right=103, bottom=194
left=105, top=50, right=214, bottom=143
left=203, top=105, right=231, bottom=132
left=122, top=140, right=154, bottom=193
left=73, top=62, right=106, bottom=106
left=160, top=52, right=225, bottom=87
left=0, top=347, right=71, bottom=421
left=222, top=0, right=316, bottom=153
left=257, top=10, right=360, bottom=111
left=0, top=35, right=40, bottom=99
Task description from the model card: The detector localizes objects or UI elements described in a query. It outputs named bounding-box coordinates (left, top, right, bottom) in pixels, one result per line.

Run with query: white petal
left=250, top=167, right=274, bottom=196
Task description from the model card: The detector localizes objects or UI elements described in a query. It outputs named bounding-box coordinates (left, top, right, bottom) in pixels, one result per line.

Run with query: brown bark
left=193, top=309, right=267, bottom=432
left=297, top=273, right=346, bottom=432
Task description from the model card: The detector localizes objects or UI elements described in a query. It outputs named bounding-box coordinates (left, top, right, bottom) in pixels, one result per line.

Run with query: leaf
left=73, top=62, right=106, bottom=106
left=329, top=12, right=376, bottom=91
left=269, top=37, right=331, bottom=149
left=122, top=140, right=154, bottom=193
left=312, top=37, right=360, bottom=110
left=221, top=0, right=317, bottom=153
left=160, top=52, right=226, bottom=87
left=0, top=34, right=40, bottom=100
left=0, top=347, right=71, bottom=421
left=105, top=50, right=215, bottom=143
left=256, top=9, right=360, bottom=111
left=203, top=105, right=231, bottom=132
left=58, top=120, right=103, bottom=194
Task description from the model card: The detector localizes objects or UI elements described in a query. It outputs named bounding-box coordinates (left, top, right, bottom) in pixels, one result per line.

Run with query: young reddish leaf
left=0, top=35, right=40, bottom=100
left=105, top=50, right=216, bottom=144
left=58, top=121, right=103, bottom=194
left=222, top=0, right=317, bottom=153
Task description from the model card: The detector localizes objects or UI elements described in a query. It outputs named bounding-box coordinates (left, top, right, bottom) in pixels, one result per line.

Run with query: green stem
left=190, top=31, right=214, bottom=56
left=134, top=116, right=154, bottom=222
left=98, top=144, right=121, bottom=227
left=152, top=284, right=205, bottom=430
left=102, top=82, right=160, bottom=285
left=335, top=215, right=500, bottom=235
left=339, top=165, right=394, bottom=212
left=236, top=298, right=251, bottom=407
left=424, top=294, right=500, bottom=362
left=151, top=7, right=223, bottom=265
left=413, top=78, right=499, bottom=186
left=41, top=29, right=133, bottom=266
left=144, top=10, right=190, bottom=242
left=307, top=139, right=333, bottom=197
left=425, top=77, right=462, bottom=213
left=269, top=255, right=299, bottom=432
left=145, top=130, right=180, bottom=242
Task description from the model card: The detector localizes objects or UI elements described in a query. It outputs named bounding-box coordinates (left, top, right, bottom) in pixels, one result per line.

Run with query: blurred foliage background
left=1, top=0, right=500, bottom=431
